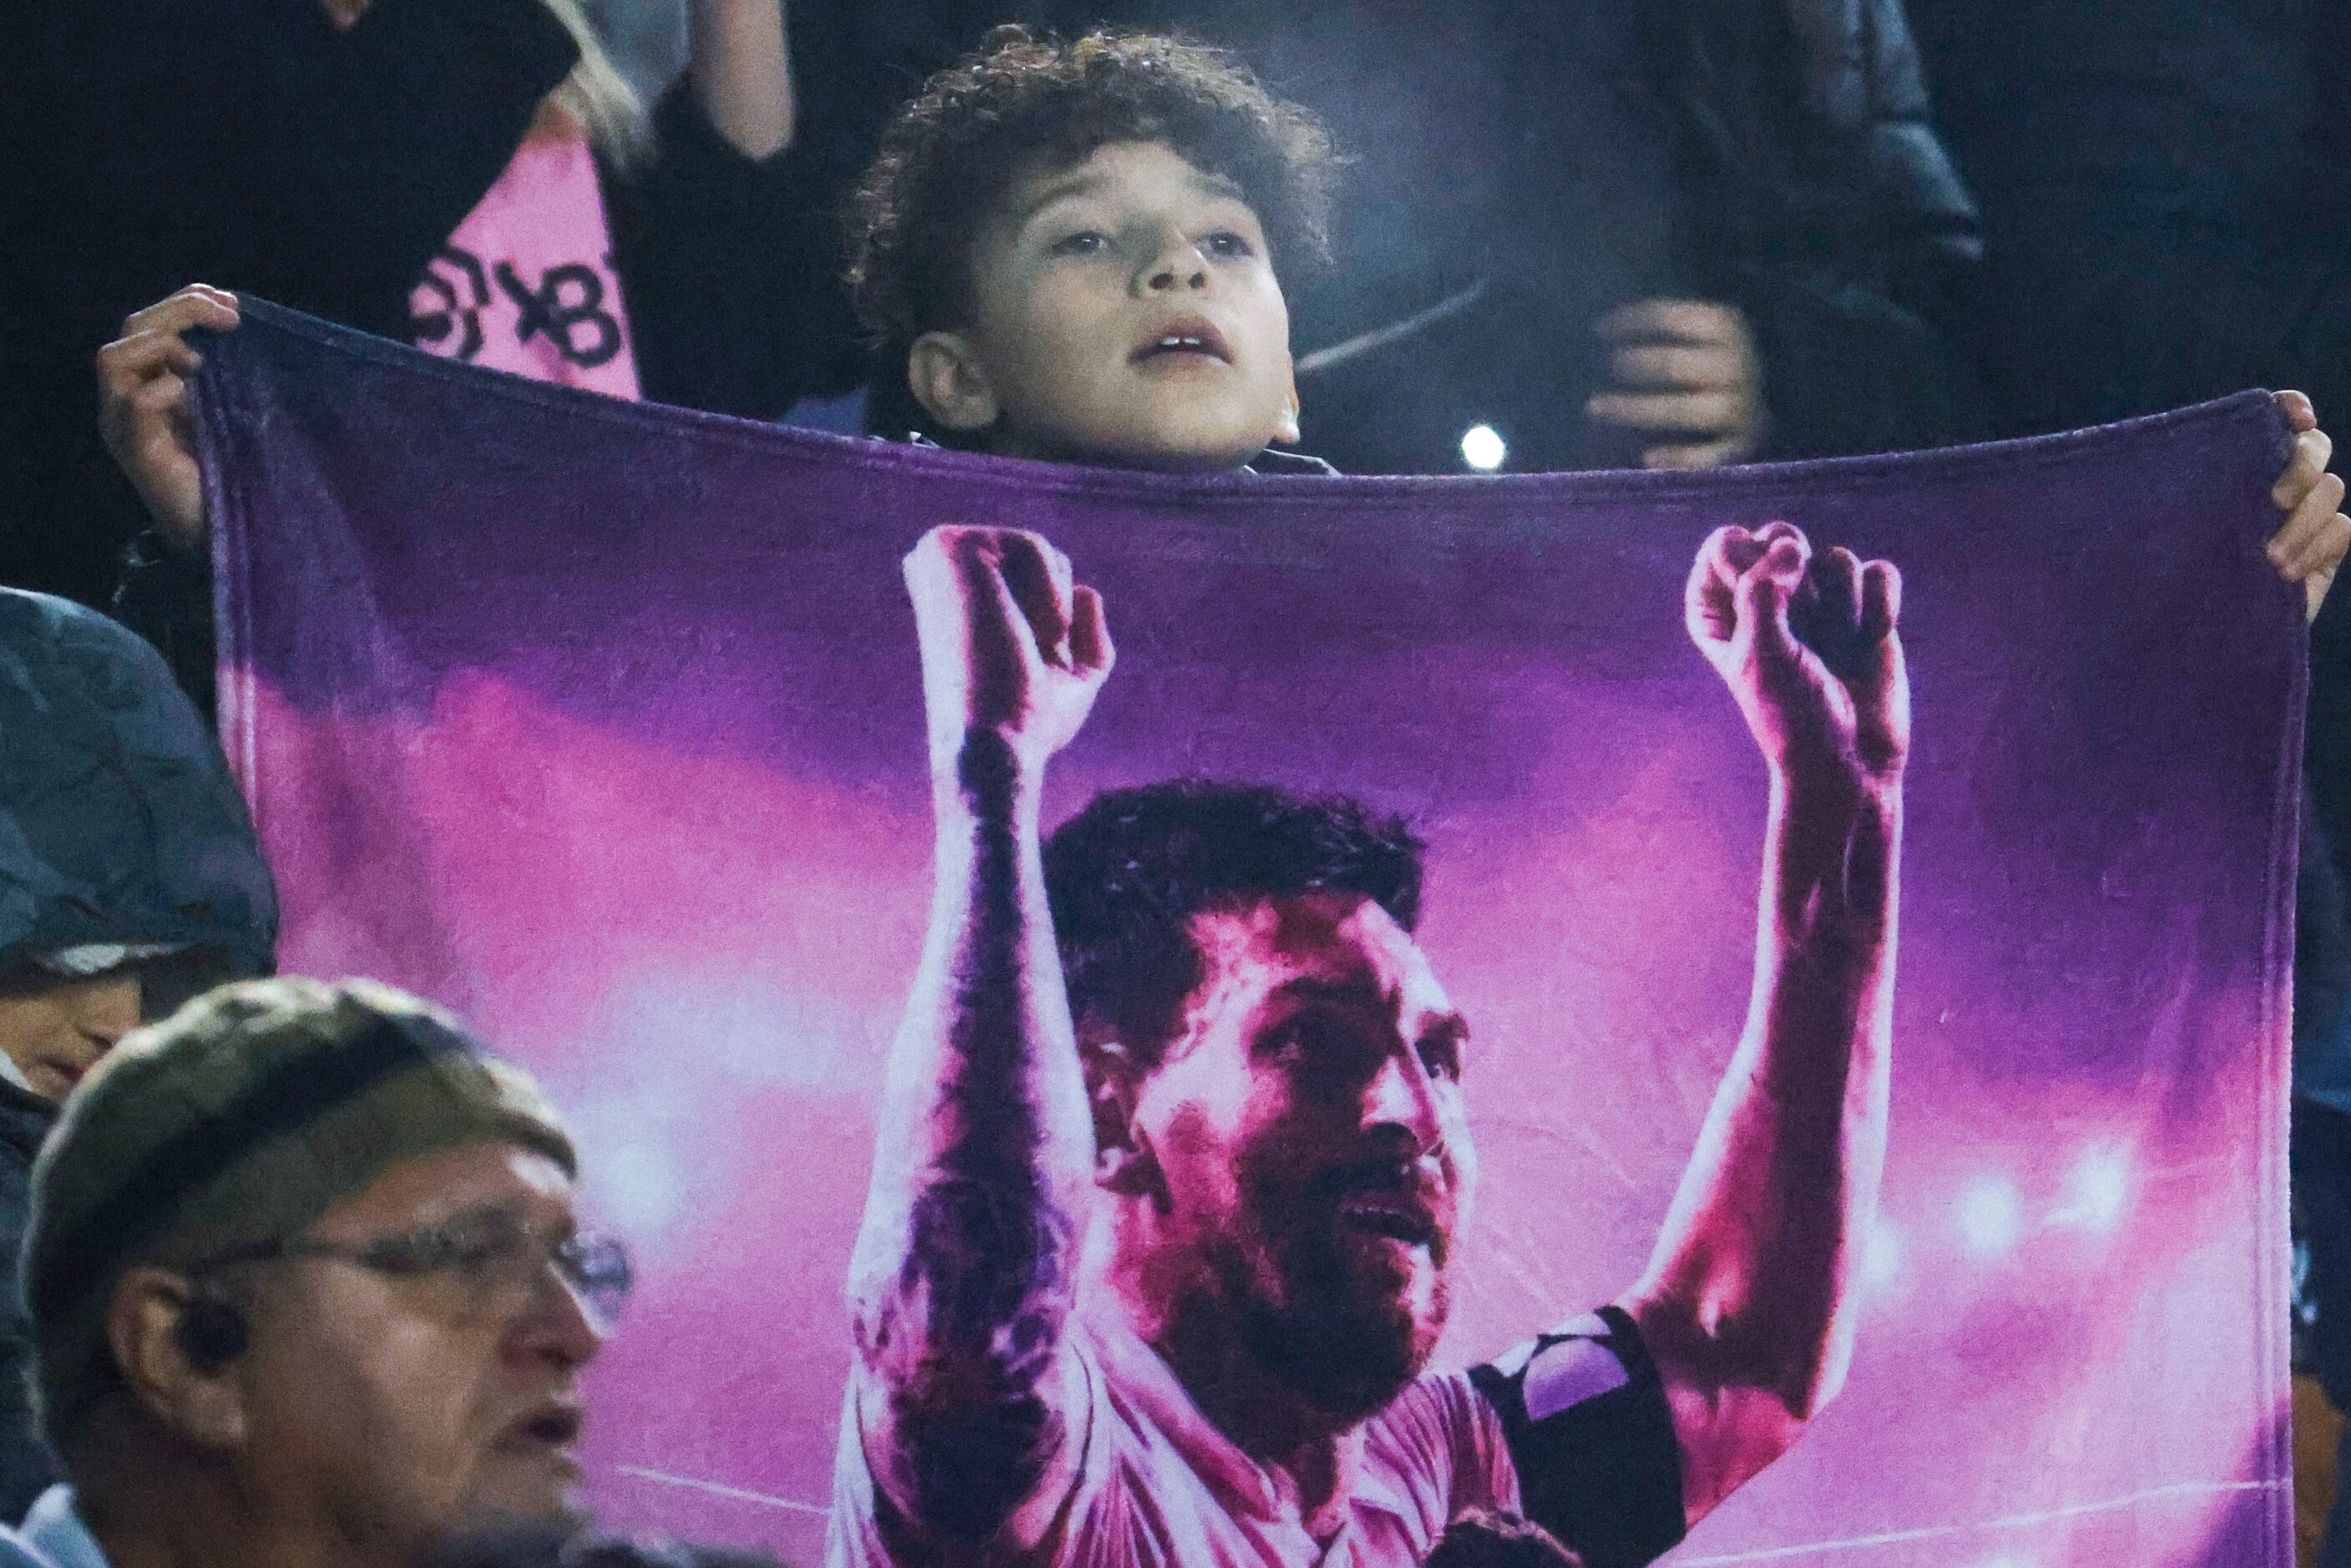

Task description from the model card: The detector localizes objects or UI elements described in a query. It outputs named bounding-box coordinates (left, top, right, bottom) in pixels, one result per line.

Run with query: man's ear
left=1083, top=1039, right=1161, bottom=1200
left=1272, top=373, right=1302, bottom=447
left=908, top=331, right=1002, bottom=433
left=106, top=1267, right=249, bottom=1452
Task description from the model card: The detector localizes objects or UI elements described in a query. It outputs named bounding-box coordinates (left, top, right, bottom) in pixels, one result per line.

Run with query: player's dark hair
left=1043, top=779, right=1423, bottom=1070
left=419, top=1527, right=787, bottom=1568
left=845, top=25, right=1339, bottom=354
left=1424, top=1510, right=1586, bottom=1568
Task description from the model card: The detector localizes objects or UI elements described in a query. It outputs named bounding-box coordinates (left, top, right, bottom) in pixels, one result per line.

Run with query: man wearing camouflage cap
left=0, top=977, right=629, bottom=1568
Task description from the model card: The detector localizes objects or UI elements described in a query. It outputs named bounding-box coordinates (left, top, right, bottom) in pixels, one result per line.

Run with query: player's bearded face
left=1134, top=894, right=1476, bottom=1425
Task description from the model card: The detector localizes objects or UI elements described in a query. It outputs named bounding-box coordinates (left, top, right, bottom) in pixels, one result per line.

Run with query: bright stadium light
left=1461, top=423, right=1506, bottom=471
left=2051, top=1144, right=2131, bottom=1234
left=1957, top=1176, right=2025, bottom=1258
left=597, top=1136, right=684, bottom=1237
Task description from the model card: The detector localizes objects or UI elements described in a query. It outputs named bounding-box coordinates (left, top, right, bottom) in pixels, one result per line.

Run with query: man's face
left=1129, top=892, right=1476, bottom=1424
left=924, top=139, right=1301, bottom=471
left=234, top=1142, right=603, bottom=1561
left=0, top=974, right=139, bottom=1102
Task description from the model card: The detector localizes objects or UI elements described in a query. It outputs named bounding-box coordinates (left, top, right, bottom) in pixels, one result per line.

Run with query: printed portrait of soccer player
left=831, top=518, right=1907, bottom=1568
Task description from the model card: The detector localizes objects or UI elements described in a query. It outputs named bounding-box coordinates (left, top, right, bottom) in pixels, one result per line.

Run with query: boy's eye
left=1049, top=230, right=1110, bottom=257
left=1201, top=230, right=1256, bottom=259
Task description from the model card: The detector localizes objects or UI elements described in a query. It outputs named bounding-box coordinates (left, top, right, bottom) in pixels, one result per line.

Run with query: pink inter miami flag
left=197, top=301, right=2302, bottom=1568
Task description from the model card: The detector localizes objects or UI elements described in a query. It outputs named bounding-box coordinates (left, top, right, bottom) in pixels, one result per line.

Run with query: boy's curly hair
left=846, top=26, right=1340, bottom=352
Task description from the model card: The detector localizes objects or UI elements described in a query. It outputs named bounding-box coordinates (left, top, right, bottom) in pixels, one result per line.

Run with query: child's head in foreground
left=847, top=27, right=1339, bottom=472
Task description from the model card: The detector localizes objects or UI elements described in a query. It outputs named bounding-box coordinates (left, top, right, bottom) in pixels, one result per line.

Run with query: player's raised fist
left=1686, top=520, right=1909, bottom=793
left=904, top=525, right=1114, bottom=781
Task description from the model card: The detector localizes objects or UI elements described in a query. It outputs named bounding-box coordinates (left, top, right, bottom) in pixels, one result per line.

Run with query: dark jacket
left=0, top=589, right=278, bottom=1520
left=1009, top=0, right=1988, bottom=474
left=0, top=0, right=867, bottom=610
left=1909, top=0, right=2351, bottom=438
left=0, top=593, right=277, bottom=975
left=0, top=1086, right=55, bottom=1525
left=2303, top=807, right=2351, bottom=1112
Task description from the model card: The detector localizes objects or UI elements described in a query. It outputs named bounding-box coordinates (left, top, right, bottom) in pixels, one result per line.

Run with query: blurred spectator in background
left=0, top=588, right=279, bottom=1520
left=0, top=0, right=866, bottom=613
left=835, top=0, right=1989, bottom=473
left=1909, top=0, right=2351, bottom=443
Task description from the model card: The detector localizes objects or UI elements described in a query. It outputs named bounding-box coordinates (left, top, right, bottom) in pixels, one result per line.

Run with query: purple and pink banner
left=198, top=301, right=2302, bottom=1567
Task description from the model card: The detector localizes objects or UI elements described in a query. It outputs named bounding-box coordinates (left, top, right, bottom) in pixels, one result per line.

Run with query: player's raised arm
left=1624, top=521, right=1905, bottom=1525
left=844, top=526, right=1114, bottom=1548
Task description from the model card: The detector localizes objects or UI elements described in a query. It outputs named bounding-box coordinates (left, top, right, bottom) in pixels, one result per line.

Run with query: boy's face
left=912, top=140, right=1301, bottom=471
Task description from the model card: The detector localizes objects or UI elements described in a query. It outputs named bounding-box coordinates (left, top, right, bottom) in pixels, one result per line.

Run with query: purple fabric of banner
left=199, top=300, right=2303, bottom=1568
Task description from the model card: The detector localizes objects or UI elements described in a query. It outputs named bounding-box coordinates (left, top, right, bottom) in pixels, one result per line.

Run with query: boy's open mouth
left=1132, top=318, right=1233, bottom=365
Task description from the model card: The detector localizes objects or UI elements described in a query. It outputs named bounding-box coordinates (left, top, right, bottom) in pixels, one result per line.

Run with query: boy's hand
left=2270, top=391, right=2349, bottom=621
left=904, top=527, right=1114, bottom=785
left=1686, top=522, right=1909, bottom=799
left=96, top=285, right=240, bottom=550
left=1589, top=299, right=1768, bottom=470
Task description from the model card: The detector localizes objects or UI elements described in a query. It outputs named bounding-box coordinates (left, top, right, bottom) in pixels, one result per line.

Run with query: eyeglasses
left=200, top=1210, right=634, bottom=1331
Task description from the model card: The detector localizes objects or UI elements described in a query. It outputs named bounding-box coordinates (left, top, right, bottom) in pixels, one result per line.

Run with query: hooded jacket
left=0, top=589, right=277, bottom=1519
left=0, top=592, right=276, bottom=978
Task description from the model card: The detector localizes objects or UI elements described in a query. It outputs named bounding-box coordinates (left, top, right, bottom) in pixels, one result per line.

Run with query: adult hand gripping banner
left=197, top=301, right=2304, bottom=1568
